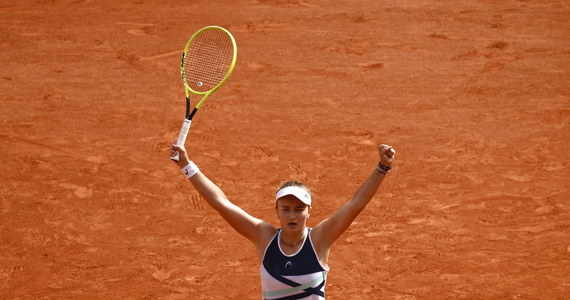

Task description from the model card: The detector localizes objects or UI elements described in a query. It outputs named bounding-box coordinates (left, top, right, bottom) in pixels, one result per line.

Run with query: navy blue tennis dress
left=260, top=228, right=329, bottom=299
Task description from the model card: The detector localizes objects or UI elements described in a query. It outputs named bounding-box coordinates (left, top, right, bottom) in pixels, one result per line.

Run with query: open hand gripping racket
left=171, top=26, right=237, bottom=161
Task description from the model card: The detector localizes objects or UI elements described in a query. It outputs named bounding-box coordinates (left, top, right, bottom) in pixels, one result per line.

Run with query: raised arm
left=312, top=144, right=395, bottom=250
left=170, top=143, right=275, bottom=246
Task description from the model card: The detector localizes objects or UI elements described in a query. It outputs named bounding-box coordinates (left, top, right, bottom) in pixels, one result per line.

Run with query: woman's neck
left=280, top=228, right=307, bottom=248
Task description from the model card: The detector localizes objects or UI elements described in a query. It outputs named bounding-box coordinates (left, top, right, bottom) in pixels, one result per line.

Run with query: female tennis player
left=170, top=143, right=395, bottom=299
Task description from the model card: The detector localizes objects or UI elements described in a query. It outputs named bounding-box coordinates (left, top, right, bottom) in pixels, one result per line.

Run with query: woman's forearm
left=351, top=169, right=387, bottom=210
left=351, top=144, right=395, bottom=210
left=189, top=171, right=230, bottom=211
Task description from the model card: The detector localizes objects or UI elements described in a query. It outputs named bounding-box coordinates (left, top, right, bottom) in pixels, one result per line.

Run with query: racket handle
left=171, top=118, right=192, bottom=161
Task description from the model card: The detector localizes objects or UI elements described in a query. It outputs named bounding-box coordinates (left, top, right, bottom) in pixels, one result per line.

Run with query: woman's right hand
left=170, top=142, right=191, bottom=168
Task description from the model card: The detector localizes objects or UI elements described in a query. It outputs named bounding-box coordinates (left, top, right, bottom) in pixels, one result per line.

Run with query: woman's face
left=276, top=195, right=311, bottom=232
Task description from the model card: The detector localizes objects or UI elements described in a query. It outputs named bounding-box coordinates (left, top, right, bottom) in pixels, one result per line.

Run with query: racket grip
left=171, top=119, right=192, bottom=161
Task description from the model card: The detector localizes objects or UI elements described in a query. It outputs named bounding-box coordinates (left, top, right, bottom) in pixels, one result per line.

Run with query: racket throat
left=187, top=107, right=198, bottom=120
left=185, top=97, right=190, bottom=116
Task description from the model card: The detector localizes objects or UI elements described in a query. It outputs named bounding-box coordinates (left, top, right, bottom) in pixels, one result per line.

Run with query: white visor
left=275, top=186, right=311, bottom=206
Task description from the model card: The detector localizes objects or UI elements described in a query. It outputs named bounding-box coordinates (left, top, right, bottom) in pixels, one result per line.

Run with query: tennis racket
left=171, top=26, right=237, bottom=161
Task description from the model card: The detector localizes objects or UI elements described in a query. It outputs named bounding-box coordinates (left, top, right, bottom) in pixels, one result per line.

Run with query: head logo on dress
left=285, top=261, right=293, bottom=269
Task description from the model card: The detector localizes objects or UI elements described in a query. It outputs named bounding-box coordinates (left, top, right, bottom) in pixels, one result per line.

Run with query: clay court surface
left=1, top=0, right=569, bottom=299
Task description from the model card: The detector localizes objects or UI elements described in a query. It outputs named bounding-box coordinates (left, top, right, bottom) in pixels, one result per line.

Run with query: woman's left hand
left=378, top=144, right=396, bottom=166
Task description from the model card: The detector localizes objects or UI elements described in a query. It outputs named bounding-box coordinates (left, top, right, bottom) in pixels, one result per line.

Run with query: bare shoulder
left=259, top=221, right=277, bottom=238
left=254, top=221, right=278, bottom=260
left=257, top=221, right=278, bottom=248
left=310, top=221, right=332, bottom=268
left=309, top=219, right=330, bottom=249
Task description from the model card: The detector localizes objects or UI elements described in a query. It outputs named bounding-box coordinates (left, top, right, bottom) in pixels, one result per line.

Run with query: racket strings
left=183, top=29, right=234, bottom=93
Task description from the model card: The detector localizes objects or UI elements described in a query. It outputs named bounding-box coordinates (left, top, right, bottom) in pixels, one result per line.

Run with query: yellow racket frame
left=180, top=26, right=237, bottom=110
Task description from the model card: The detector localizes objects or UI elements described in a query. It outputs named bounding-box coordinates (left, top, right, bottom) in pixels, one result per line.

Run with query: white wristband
left=181, top=161, right=199, bottom=179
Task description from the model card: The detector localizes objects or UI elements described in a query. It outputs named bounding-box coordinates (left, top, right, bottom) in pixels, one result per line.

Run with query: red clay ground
left=1, top=0, right=569, bottom=299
